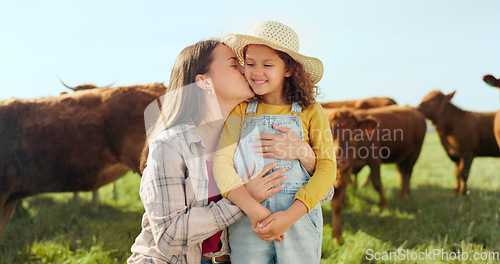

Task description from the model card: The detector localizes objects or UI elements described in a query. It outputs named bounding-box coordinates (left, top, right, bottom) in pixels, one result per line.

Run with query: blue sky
left=1, top=0, right=499, bottom=111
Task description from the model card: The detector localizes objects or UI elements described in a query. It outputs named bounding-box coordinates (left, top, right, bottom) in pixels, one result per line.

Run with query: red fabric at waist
left=202, top=160, right=223, bottom=254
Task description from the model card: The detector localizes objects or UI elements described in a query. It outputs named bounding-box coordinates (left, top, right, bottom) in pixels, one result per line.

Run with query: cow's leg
left=396, top=163, right=412, bottom=198
left=396, top=153, right=420, bottom=198
left=74, top=190, right=100, bottom=206
left=91, top=189, right=99, bottom=206
left=369, top=162, right=387, bottom=207
left=453, top=156, right=474, bottom=196
left=331, top=170, right=350, bottom=242
left=396, top=165, right=405, bottom=198
left=458, top=156, right=473, bottom=195
left=111, top=182, right=117, bottom=200
left=0, top=199, right=19, bottom=240
left=453, top=161, right=461, bottom=196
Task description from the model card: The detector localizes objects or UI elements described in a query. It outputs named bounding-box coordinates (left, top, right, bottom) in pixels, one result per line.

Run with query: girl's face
left=207, top=44, right=254, bottom=104
left=244, top=44, right=291, bottom=104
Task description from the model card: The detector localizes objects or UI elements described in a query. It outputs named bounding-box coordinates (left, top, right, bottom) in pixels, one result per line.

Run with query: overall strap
left=246, top=101, right=259, bottom=114
left=291, top=102, right=302, bottom=114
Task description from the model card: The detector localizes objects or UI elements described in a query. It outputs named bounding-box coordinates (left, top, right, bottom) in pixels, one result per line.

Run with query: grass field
left=1, top=133, right=499, bottom=263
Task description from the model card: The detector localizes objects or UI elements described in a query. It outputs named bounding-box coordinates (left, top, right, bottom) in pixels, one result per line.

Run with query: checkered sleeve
left=139, top=139, right=243, bottom=257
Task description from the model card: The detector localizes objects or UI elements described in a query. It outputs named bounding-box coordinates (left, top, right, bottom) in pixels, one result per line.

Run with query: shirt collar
left=182, top=123, right=203, bottom=147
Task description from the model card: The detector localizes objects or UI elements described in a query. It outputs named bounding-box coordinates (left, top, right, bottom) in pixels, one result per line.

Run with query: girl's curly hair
left=244, top=46, right=319, bottom=109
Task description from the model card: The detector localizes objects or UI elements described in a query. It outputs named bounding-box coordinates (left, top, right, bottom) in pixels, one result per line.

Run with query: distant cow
left=321, top=97, right=398, bottom=187
left=417, top=90, right=500, bottom=196
left=321, top=97, right=397, bottom=109
left=0, top=83, right=165, bottom=237
left=325, top=105, right=426, bottom=241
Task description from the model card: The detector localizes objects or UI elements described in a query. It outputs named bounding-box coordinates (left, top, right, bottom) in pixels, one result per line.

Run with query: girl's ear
left=285, top=71, right=292, bottom=77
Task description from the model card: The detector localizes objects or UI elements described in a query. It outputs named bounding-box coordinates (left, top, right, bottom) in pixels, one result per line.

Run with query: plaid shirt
left=128, top=124, right=244, bottom=264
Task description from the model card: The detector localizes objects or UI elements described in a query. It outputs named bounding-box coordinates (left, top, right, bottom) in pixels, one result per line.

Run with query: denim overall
left=228, top=101, right=323, bottom=264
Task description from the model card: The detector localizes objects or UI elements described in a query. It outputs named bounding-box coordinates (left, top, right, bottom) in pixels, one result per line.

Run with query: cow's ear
left=446, top=91, right=456, bottom=100
left=357, top=118, right=378, bottom=135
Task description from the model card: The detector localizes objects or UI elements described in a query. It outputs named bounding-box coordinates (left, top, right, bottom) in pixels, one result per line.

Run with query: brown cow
left=0, top=83, right=165, bottom=238
left=321, top=97, right=399, bottom=187
left=417, top=90, right=500, bottom=195
left=321, top=97, right=397, bottom=109
left=325, top=105, right=426, bottom=241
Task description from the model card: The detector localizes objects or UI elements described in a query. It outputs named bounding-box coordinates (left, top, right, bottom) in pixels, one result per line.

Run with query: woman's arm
left=213, top=134, right=273, bottom=226
left=140, top=139, right=243, bottom=256
left=212, top=106, right=275, bottom=226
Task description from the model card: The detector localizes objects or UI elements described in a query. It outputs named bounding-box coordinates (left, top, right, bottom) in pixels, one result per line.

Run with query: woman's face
left=206, top=44, right=254, bottom=104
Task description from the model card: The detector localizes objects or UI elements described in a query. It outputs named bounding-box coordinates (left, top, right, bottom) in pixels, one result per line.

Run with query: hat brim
left=222, top=33, right=323, bottom=84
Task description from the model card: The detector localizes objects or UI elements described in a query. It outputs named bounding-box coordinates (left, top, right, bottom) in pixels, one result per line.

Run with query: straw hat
left=221, top=21, right=324, bottom=84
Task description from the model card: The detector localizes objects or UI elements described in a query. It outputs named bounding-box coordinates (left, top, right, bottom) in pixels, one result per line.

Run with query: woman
left=127, top=40, right=321, bottom=264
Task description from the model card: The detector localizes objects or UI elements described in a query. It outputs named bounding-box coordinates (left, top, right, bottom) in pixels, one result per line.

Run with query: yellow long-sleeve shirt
left=213, top=101, right=336, bottom=212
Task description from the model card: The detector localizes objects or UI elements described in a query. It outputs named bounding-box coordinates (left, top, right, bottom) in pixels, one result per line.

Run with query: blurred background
left=2, top=2, right=500, bottom=263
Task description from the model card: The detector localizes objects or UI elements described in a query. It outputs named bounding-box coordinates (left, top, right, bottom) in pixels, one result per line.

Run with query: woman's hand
left=252, top=124, right=316, bottom=174
left=243, top=162, right=287, bottom=203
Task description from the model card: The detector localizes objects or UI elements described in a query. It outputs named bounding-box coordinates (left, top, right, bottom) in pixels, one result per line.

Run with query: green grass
left=1, top=133, right=499, bottom=264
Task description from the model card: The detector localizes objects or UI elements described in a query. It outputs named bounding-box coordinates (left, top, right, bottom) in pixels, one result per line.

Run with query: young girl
left=213, top=21, right=336, bottom=263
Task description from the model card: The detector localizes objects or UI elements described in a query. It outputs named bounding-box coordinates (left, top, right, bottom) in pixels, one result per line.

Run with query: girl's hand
left=243, top=162, right=288, bottom=203
left=253, top=125, right=316, bottom=174
left=252, top=225, right=286, bottom=242
left=252, top=211, right=293, bottom=241
left=252, top=200, right=308, bottom=241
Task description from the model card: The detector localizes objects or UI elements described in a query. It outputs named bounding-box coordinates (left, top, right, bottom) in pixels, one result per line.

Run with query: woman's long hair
left=140, top=39, right=219, bottom=172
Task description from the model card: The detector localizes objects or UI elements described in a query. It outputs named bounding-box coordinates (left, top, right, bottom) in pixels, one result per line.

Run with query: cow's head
left=417, top=90, right=455, bottom=121
left=326, top=109, right=378, bottom=174
left=483, top=75, right=500, bottom=89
